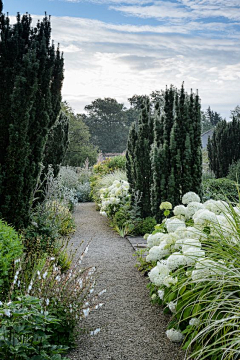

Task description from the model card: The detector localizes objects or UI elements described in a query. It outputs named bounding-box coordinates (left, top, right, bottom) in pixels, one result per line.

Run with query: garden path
left=68, top=203, right=184, bottom=360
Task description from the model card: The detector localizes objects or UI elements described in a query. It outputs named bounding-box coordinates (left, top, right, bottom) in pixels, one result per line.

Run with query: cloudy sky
left=5, top=0, right=240, bottom=118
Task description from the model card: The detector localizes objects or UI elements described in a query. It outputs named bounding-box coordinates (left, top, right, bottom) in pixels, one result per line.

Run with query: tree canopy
left=63, top=103, right=98, bottom=167
left=82, top=98, right=136, bottom=153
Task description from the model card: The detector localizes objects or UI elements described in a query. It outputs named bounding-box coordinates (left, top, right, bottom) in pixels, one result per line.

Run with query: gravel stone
left=68, top=203, right=185, bottom=360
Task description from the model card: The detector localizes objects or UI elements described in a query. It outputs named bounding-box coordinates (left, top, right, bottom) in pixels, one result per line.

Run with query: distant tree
left=128, top=94, right=149, bottom=110
left=63, top=104, right=98, bottom=167
left=207, top=117, right=240, bottom=178
left=83, top=98, right=133, bottom=153
left=231, top=105, right=240, bottom=120
left=206, top=106, right=222, bottom=126
left=0, top=3, right=64, bottom=228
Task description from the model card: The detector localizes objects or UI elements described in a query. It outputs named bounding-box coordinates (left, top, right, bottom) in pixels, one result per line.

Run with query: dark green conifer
left=0, top=5, right=64, bottom=228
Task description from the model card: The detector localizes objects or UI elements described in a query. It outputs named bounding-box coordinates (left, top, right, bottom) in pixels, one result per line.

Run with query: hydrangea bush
left=143, top=191, right=240, bottom=359
left=99, top=179, right=130, bottom=218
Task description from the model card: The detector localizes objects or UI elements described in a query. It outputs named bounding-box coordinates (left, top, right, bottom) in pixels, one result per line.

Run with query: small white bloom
left=46, top=298, right=50, bottom=306
left=4, top=309, right=11, bottom=317
left=189, top=317, right=200, bottom=327
left=163, top=275, right=178, bottom=288
left=166, top=328, right=184, bottom=342
left=168, top=301, right=177, bottom=313
left=158, top=290, right=164, bottom=300
left=151, top=294, right=157, bottom=300
left=43, top=271, right=48, bottom=279
left=148, top=262, right=170, bottom=287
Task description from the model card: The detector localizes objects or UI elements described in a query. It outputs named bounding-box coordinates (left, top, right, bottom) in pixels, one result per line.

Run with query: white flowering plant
left=7, top=243, right=104, bottom=349
left=99, top=179, right=130, bottom=218
left=143, top=191, right=240, bottom=358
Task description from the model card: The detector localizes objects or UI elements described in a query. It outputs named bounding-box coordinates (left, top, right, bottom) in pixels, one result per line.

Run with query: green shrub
left=76, top=182, right=92, bottom=202
left=92, top=155, right=126, bottom=176
left=134, top=217, right=157, bottom=235
left=0, top=296, right=69, bottom=360
left=114, top=208, right=131, bottom=228
left=202, top=178, right=238, bottom=202
left=228, top=159, right=240, bottom=182
left=0, top=220, right=23, bottom=300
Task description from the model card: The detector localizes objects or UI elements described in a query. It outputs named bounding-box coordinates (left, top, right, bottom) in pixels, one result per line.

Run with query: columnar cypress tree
left=0, top=3, right=64, bottom=228
left=127, top=84, right=202, bottom=220
left=126, top=100, right=154, bottom=218
left=208, top=117, right=240, bottom=178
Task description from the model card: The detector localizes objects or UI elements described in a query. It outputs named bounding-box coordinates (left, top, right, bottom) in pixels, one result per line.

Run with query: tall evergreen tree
left=208, top=117, right=240, bottom=178
left=0, top=4, right=64, bottom=228
left=126, top=100, right=154, bottom=218
left=127, top=84, right=202, bottom=220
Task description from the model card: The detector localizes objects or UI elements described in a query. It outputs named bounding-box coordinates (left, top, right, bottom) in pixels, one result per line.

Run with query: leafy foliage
left=0, top=296, right=69, bottom=360
left=202, top=178, right=239, bottom=202
left=0, top=220, right=23, bottom=300
left=227, top=159, right=240, bottom=182
left=82, top=98, right=136, bottom=153
left=63, top=103, right=98, bottom=167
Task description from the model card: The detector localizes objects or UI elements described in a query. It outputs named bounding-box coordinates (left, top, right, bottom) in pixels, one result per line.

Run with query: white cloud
left=111, top=0, right=240, bottom=22
left=10, top=13, right=239, bottom=118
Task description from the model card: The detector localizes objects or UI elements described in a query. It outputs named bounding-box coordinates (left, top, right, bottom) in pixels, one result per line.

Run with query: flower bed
left=142, top=192, right=240, bottom=359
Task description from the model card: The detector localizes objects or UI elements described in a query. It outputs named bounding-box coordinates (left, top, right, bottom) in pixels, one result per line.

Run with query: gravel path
left=68, top=203, right=185, bottom=360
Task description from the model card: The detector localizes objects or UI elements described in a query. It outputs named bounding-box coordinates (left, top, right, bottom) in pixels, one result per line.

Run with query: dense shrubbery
left=0, top=165, right=100, bottom=359
left=0, top=220, right=23, bottom=300
left=228, top=159, right=240, bottom=182
left=202, top=178, right=238, bottom=202
left=138, top=191, right=240, bottom=359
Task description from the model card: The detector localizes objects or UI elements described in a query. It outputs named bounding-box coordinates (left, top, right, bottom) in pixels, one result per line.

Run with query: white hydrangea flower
left=184, top=226, right=206, bottom=240
left=191, top=258, right=224, bottom=281
left=204, top=199, right=223, bottom=215
left=186, top=201, right=205, bottom=217
left=146, top=244, right=170, bottom=262
left=148, top=262, right=170, bottom=286
left=163, top=275, right=178, bottom=287
left=166, top=329, right=184, bottom=342
left=174, top=226, right=187, bottom=239
left=168, top=301, right=177, bottom=313
left=158, top=289, right=165, bottom=300
left=167, top=252, right=187, bottom=270
left=166, top=218, right=186, bottom=233
left=182, top=192, right=200, bottom=205
left=147, top=232, right=165, bottom=248
left=193, top=209, right=217, bottom=226
left=173, top=205, right=188, bottom=219
left=189, top=317, right=200, bottom=327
